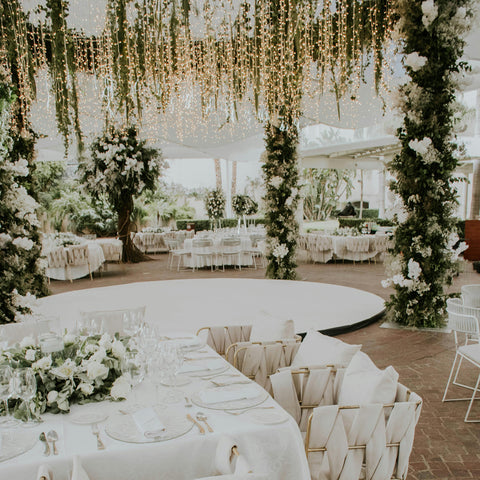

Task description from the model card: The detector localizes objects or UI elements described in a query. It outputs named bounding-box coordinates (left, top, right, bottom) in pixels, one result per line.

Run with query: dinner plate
left=179, top=360, right=229, bottom=377
left=161, top=333, right=205, bottom=352
left=69, top=411, right=109, bottom=425
left=191, top=384, right=268, bottom=410
left=105, top=406, right=193, bottom=443
left=245, top=408, right=290, bottom=425
left=0, top=430, right=37, bottom=463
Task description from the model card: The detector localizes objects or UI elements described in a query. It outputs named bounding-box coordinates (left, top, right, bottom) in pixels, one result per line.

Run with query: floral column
left=262, top=117, right=300, bottom=280
left=384, top=0, right=473, bottom=327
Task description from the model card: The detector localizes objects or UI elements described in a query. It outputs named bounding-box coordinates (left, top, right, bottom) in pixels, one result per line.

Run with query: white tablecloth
left=0, top=346, right=310, bottom=480
left=45, top=243, right=105, bottom=281
left=183, top=237, right=253, bottom=268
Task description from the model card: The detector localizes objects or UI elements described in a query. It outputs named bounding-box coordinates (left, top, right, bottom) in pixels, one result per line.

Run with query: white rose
left=421, top=0, right=438, bottom=28
left=32, top=355, right=52, bottom=371
left=20, top=336, right=36, bottom=349
left=110, top=375, right=131, bottom=400
left=25, top=349, right=36, bottom=362
left=111, top=340, right=126, bottom=359
left=99, top=333, right=112, bottom=349
left=86, top=361, right=109, bottom=380
left=12, top=237, right=34, bottom=251
left=269, top=176, right=283, bottom=189
left=63, top=333, right=76, bottom=345
left=47, top=390, right=59, bottom=404
left=78, top=382, right=94, bottom=396
left=53, top=359, right=77, bottom=379
left=0, top=233, right=12, bottom=248
left=404, top=52, right=427, bottom=72
left=91, top=346, right=107, bottom=363
left=85, top=344, right=96, bottom=354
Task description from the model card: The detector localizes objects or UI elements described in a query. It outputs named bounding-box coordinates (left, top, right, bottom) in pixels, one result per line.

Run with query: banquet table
left=0, top=343, right=310, bottom=480
left=183, top=236, right=254, bottom=268
left=45, top=242, right=105, bottom=281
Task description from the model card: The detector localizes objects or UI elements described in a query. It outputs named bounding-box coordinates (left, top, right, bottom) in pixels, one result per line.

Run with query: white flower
left=52, top=359, right=76, bottom=379
left=86, top=360, right=109, bottom=380
left=409, top=137, right=432, bottom=156
left=0, top=233, right=12, bottom=248
left=111, top=340, right=126, bottom=359
left=99, top=333, right=112, bottom=349
left=269, top=176, right=283, bottom=189
left=381, top=279, right=392, bottom=288
left=404, top=52, right=428, bottom=72
left=20, top=336, right=36, bottom=349
left=63, top=333, right=76, bottom=345
left=408, top=259, right=422, bottom=280
left=78, top=382, right=94, bottom=396
left=272, top=244, right=289, bottom=259
left=32, top=355, right=52, bottom=371
left=85, top=344, right=97, bottom=354
left=110, top=375, right=131, bottom=400
left=91, top=346, right=107, bottom=363
left=25, top=349, right=36, bottom=361
left=47, top=390, right=59, bottom=404
left=421, top=0, right=438, bottom=28
left=12, top=237, right=34, bottom=251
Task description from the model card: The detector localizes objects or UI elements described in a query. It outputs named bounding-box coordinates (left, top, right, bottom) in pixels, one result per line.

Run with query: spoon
left=196, top=412, right=213, bottom=433
left=39, top=432, right=51, bottom=456
left=47, top=430, right=59, bottom=455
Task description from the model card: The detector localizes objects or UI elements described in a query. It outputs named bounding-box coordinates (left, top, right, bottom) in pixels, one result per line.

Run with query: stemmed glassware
left=13, top=368, right=38, bottom=427
left=0, top=365, right=17, bottom=426
left=124, top=351, right=144, bottom=406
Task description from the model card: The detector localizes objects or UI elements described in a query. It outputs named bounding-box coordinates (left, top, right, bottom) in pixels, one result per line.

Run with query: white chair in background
left=373, top=234, right=390, bottom=263
left=98, top=241, right=122, bottom=263
left=345, top=236, right=371, bottom=264
left=46, top=247, right=68, bottom=283
left=461, top=285, right=480, bottom=307
left=191, top=238, right=215, bottom=271
left=165, top=239, right=191, bottom=271
left=218, top=237, right=243, bottom=271
left=443, top=304, right=480, bottom=422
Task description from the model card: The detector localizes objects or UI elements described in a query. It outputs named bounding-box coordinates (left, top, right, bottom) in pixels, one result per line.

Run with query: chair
left=79, top=306, right=146, bottom=336
left=442, top=303, right=480, bottom=422
left=218, top=237, right=243, bottom=271
left=98, top=241, right=122, bottom=263
left=461, top=285, right=480, bottom=307
left=304, top=383, right=422, bottom=480
left=191, top=238, right=215, bottom=271
left=197, top=325, right=253, bottom=357
left=310, top=234, right=334, bottom=264
left=344, top=236, right=371, bottom=264
left=46, top=247, right=68, bottom=284
left=373, top=234, right=391, bottom=264
left=66, top=245, right=92, bottom=282
left=165, top=239, right=191, bottom=271
left=243, top=234, right=266, bottom=269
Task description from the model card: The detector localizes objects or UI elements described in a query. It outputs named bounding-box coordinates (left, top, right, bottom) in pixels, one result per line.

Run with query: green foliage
left=302, top=169, right=354, bottom=221
left=31, top=160, right=67, bottom=212
left=232, top=194, right=258, bottom=217
left=0, top=74, right=48, bottom=324
left=262, top=117, right=300, bottom=280
left=386, top=0, right=474, bottom=328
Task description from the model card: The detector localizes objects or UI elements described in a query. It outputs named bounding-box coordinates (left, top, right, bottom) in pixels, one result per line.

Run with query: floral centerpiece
left=205, top=189, right=226, bottom=224
left=51, top=232, right=83, bottom=247
left=0, top=333, right=132, bottom=421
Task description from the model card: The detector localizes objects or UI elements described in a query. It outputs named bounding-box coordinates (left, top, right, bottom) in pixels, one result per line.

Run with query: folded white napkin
left=132, top=407, right=166, bottom=438
left=71, top=456, right=90, bottom=480
left=179, top=360, right=225, bottom=374
left=37, top=464, right=53, bottom=480
left=199, top=385, right=259, bottom=405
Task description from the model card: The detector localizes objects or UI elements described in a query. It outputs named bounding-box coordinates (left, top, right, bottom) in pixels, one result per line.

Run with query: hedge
left=176, top=218, right=267, bottom=231
left=338, top=218, right=395, bottom=231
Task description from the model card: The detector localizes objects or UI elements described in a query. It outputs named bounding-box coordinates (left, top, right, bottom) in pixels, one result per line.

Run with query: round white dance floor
left=38, top=279, right=385, bottom=335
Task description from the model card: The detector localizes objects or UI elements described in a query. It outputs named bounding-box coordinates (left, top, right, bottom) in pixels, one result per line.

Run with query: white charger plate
left=0, top=430, right=37, bottom=463
left=69, top=411, right=109, bottom=425
left=245, top=408, right=290, bottom=425
left=105, top=406, right=193, bottom=443
left=191, top=384, right=268, bottom=410
left=180, top=360, right=229, bottom=377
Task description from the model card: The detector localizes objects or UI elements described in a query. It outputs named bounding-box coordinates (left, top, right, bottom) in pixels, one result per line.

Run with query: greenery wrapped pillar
left=385, top=0, right=473, bottom=327
left=262, top=114, right=300, bottom=280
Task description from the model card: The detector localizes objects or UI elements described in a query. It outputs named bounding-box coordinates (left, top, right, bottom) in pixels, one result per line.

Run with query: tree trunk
left=470, top=159, right=480, bottom=219
left=117, top=194, right=148, bottom=263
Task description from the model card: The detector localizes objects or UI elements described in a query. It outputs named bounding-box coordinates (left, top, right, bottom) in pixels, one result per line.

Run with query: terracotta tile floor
left=49, top=255, right=480, bottom=479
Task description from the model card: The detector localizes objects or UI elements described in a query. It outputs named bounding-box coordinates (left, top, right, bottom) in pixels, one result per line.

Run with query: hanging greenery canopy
left=0, top=0, right=395, bottom=152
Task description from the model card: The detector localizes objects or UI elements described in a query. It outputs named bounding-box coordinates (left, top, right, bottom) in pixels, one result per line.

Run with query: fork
left=91, top=423, right=106, bottom=450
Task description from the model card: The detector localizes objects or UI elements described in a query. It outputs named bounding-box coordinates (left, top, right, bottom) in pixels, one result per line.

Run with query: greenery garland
left=0, top=73, right=48, bottom=324
left=384, top=0, right=473, bottom=327
left=262, top=116, right=300, bottom=280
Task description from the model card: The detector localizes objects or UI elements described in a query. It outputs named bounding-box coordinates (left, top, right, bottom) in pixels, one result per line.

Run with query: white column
left=225, top=160, right=233, bottom=218
left=378, top=158, right=386, bottom=218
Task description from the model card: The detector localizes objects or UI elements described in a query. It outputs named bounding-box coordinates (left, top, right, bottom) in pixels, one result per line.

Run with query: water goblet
left=0, top=365, right=17, bottom=426
left=13, top=368, right=38, bottom=427
left=124, top=352, right=144, bottom=405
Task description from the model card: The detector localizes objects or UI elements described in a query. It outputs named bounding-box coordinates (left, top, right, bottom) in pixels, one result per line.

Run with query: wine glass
left=0, top=365, right=17, bottom=426
left=13, top=368, right=38, bottom=427
left=124, top=352, right=144, bottom=406
left=159, top=343, right=187, bottom=403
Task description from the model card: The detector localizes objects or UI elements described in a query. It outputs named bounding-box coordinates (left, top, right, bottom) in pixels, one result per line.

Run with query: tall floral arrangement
left=79, top=125, right=164, bottom=262
left=262, top=117, right=300, bottom=280
left=384, top=0, right=473, bottom=327
left=232, top=194, right=258, bottom=217
left=205, top=189, right=226, bottom=220
left=0, top=74, right=48, bottom=324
